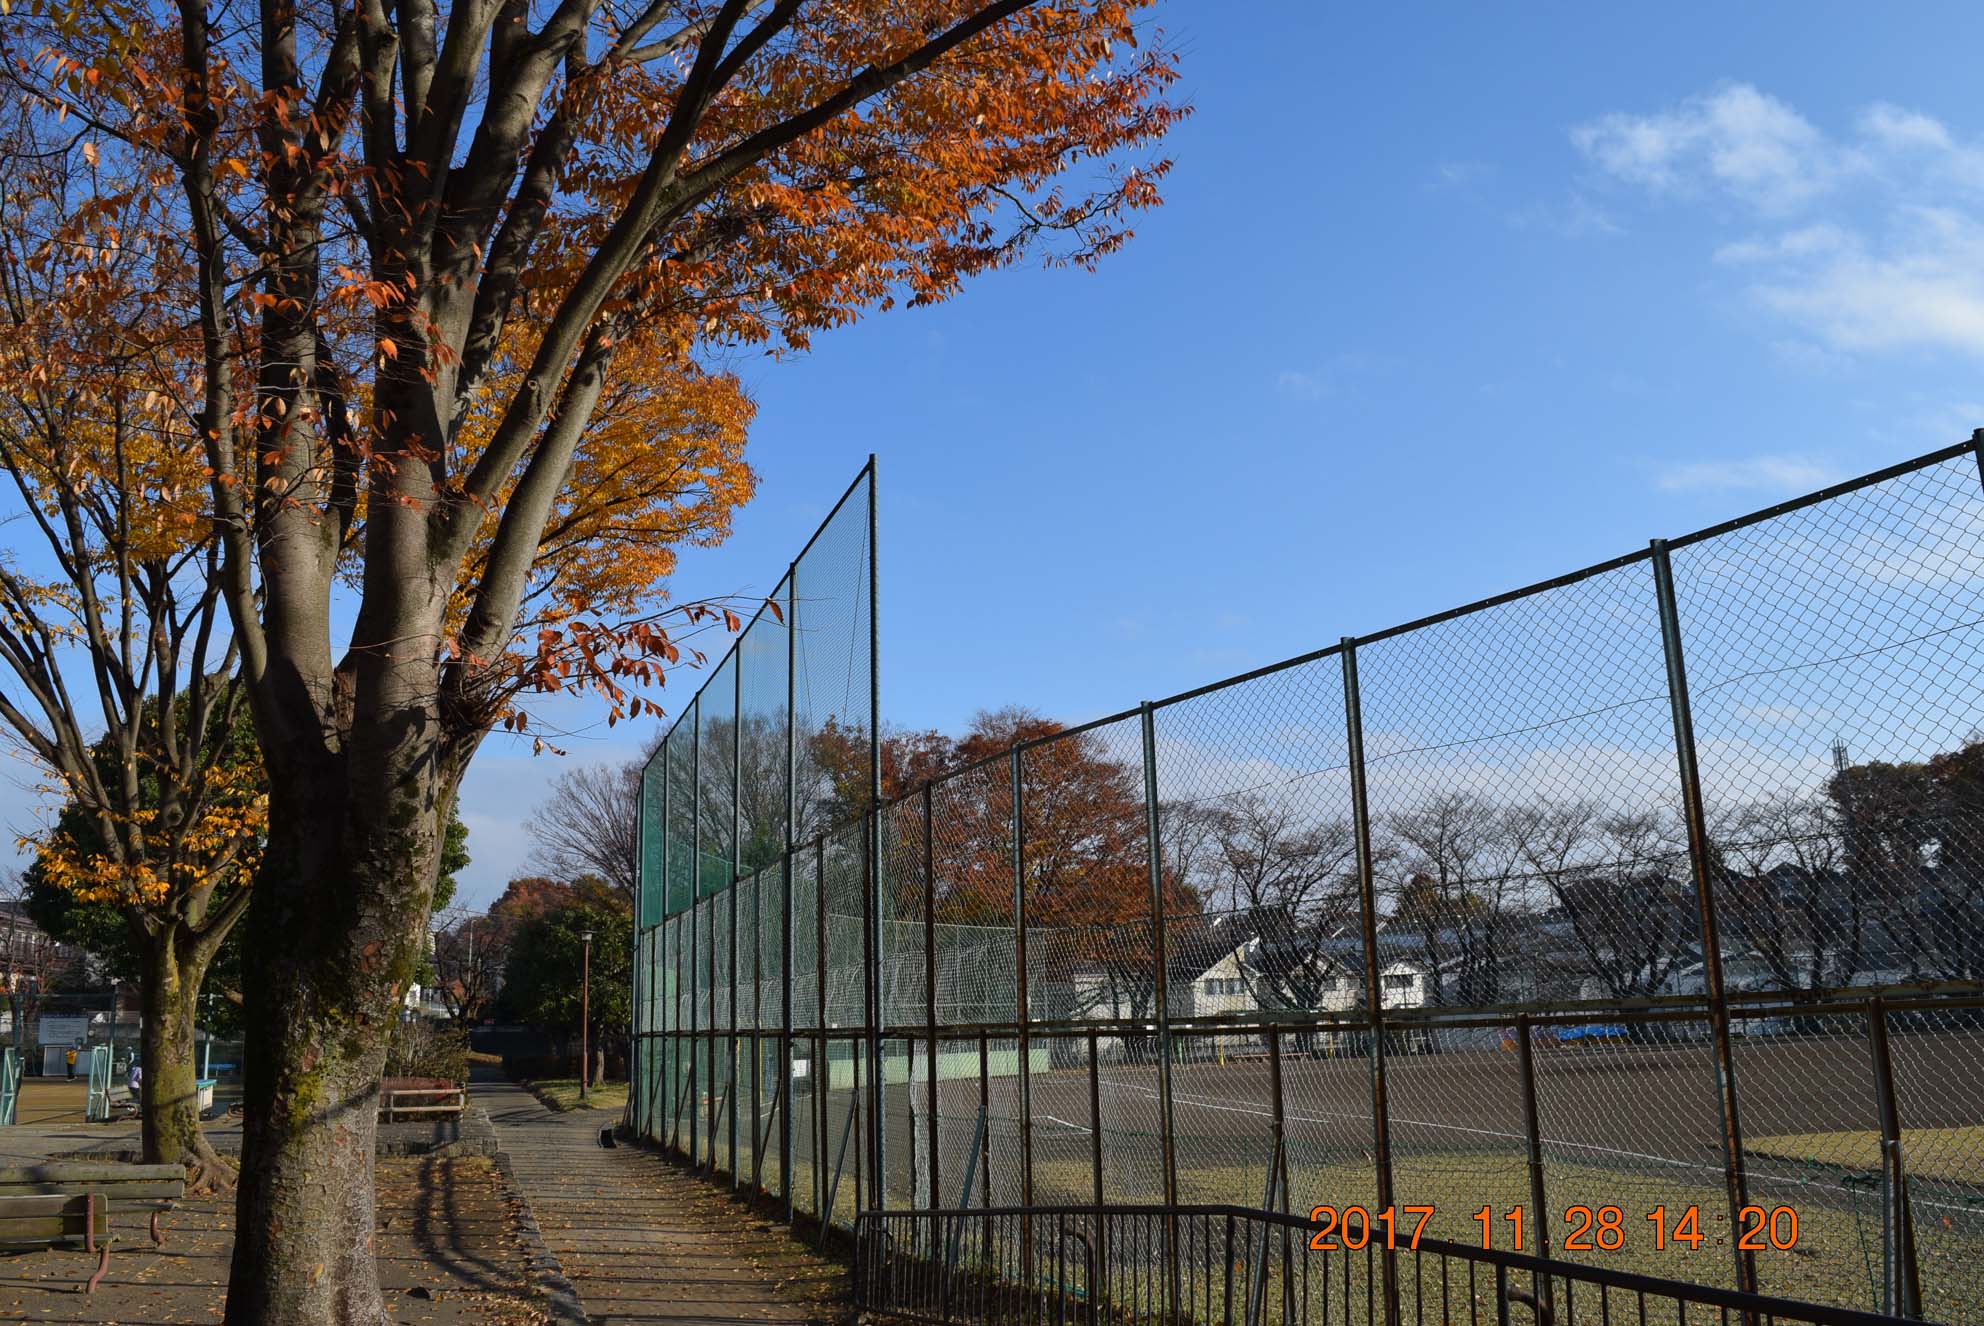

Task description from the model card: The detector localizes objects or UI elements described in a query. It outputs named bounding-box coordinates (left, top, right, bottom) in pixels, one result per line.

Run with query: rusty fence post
left=1341, top=639, right=1399, bottom=1326
left=925, top=784, right=941, bottom=1210
left=1866, top=997, right=1923, bottom=1317
left=1650, top=538, right=1758, bottom=1298
left=1140, top=702, right=1181, bottom=1324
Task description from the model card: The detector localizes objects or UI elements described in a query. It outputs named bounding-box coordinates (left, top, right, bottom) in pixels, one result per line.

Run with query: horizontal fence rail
left=634, top=438, right=1984, bottom=1325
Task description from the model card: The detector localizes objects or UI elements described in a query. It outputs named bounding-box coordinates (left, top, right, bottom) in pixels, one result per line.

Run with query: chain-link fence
left=633, top=440, right=1984, bottom=1324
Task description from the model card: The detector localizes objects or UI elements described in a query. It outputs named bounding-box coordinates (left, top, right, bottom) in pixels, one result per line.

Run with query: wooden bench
left=380, top=1076, right=465, bottom=1122
left=0, top=1163, right=184, bottom=1292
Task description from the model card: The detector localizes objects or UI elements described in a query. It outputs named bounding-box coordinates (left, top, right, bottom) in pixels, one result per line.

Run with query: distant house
left=0, top=900, right=90, bottom=1007
left=1187, top=943, right=1259, bottom=1019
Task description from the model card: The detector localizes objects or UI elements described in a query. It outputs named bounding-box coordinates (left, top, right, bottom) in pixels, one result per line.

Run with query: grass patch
left=1746, top=1126, right=1984, bottom=1183
left=528, top=1078, right=628, bottom=1112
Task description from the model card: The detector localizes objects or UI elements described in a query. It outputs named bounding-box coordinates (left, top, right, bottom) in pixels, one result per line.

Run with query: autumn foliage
left=0, top=0, right=1180, bottom=1316
left=816, top=708, right=1197, bottom=953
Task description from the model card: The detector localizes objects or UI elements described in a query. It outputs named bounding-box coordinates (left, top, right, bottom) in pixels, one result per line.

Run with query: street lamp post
left=580, top=930, right=595, bottom=1104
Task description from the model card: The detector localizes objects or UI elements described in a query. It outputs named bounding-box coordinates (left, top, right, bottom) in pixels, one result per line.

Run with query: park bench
left=0, top=1162, right=184, bottom=1293
left=380, top=1076, right=465, bottom=1122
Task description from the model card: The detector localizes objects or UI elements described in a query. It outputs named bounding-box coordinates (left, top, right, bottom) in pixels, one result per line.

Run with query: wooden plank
left=0, top=1181, right=184, bottom=1200
left=0, top=1217, right=75, bottom=1244
left=0, top=1163, right=183, bottom=1184
left=0, top=1195, right=85, bottom=1217
left=0, top=1193, right=109, bottom=1248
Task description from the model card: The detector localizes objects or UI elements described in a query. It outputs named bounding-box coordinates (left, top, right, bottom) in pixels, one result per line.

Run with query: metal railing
left=855, top=1205, right=1918, bottom=1326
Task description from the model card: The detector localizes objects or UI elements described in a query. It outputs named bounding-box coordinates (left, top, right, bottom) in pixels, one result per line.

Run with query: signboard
left=36, top=1016, right=88, bottom=1046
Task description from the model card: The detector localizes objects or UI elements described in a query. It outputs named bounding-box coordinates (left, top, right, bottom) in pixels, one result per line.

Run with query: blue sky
left=404, top=1, right=1984, bottom=906
left=12, top=3, right=1984, bottom=909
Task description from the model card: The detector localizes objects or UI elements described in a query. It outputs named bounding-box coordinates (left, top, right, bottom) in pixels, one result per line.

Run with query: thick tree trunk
left=223, top=776, right=447, bottom=1326
left=138, top=933, right=221, bottom=1170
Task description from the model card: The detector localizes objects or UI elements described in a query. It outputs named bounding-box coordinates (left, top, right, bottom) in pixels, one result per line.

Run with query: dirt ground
left=0, top=1156, right=549, bottom=1325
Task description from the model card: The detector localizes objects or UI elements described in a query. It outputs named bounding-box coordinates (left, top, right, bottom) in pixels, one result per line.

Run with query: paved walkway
left=472, top=1070, right=848, bottom=1326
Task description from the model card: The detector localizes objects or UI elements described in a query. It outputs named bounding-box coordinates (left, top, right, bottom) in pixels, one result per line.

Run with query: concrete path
left=472, top=1070, right=848, bottom=1326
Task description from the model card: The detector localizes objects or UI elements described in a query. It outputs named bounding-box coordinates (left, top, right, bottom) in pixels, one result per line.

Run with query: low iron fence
left=855, top=1204, right=1916, bottom=1326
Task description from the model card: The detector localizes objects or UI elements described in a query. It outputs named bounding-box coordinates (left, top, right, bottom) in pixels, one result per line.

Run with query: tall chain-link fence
left=633, top=441, right=1984, bottom=1324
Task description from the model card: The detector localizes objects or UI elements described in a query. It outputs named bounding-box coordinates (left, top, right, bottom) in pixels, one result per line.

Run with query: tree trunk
left=224, top=778, right=446, bottom=1326
left=138, top=932, right=221, bottom=1169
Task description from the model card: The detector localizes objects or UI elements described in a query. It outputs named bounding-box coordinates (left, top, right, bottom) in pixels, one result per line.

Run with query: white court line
left=1092, top=1072, right=1984, bottom=1220
left=1036, top=1112, right=1093, bottom=1137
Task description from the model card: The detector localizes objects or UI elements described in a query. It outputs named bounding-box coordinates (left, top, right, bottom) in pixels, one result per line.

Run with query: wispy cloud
left=1572, top=84, right=1856, bottom=213
left=1430, top=160, right=1493, bottom=189
left=1574, top=84, right=1984, bottom=361
left=1654, top=454, right=1839, bottom=494
left=1275, top=353, right=1398, bottom=404
left=1738, top=208, right=1984, bottom=357
left=1275, top=370, right=1331, bottom=401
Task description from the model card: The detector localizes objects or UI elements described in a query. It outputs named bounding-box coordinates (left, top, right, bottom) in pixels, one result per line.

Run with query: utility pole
left=580, top=930, right=596, bottom=1102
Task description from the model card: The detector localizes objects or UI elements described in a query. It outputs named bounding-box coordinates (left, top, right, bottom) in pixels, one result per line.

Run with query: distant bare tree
left=1718, top=794, right=1863, bottom=990
left=429, top=907, right=510, bottom=1027
left=1196, top=794, right=1359, bottom=1015
left=526, top=740, right=659, bottom=905
left=1381, top=793, right=1537, bottom=1005
left=1518, top=803, right=1698, bottom=1000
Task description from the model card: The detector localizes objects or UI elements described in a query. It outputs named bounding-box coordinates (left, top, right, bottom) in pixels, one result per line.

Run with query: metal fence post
left=707, top=898, right=720, bottom=1175
left=669, top=916, right=682, bottom=1155
left=1650, top=538, right=1758, bottom=1298
left=751, top=880, right=763, bottom=1192
left=1011, top=747, right=1035, bottom=1301
left=1866, top=997, right=1924, bottom=1316
left=1139, top=702, right=1180, bottom=1324
left=1340, top=639, right=1399, bottom=1326
left=783, top=567, right=798, bottom=1217
left=867, top=454, right=883, bottom=1209
left=692, top=701, right=705, bottom=1170
left=817, top=844, right=830, bottom=1221
left=660, top=742, right=672, bottom=1148
left=924, top=784, right=940, bottom=1210
left=690, top=900, right=702, bottom=1169
left=729, top=873, right=740, bottom=1184
left=978, top=1030, right=993, bottom=1216
left=1088, top=1030, right=1105, bottom=1210
left=734, top=641, right=746, bottom=1190
left=781, top=852, right=794, bottom=1218
left=632, top=771, right=645, bottom=1139
left=864, top=811, right=884, bottom=1212
left=1267, top=1027, right=1289, bottom=1214
left=1515, top=1012, right=1554, bottom=1314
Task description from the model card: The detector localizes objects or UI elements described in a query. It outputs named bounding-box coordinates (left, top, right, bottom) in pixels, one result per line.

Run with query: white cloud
left=1576, top=85, right=1984, bottom=360
left=1508, top=191, right=1622, bottom=238
left=1713, top=222, right=1853, bottom=264
left=1572, top=84, right=1852, bottom=212
left=1747, top=207, right=1984, bottom=357
left=1654, top=455, right=1839, bottom=494
left=1859, top=102, right=1952, bottom=153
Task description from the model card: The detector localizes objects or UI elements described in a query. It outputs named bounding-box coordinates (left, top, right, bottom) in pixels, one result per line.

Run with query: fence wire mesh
left=633, top=443, right=1984, bottom=1322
